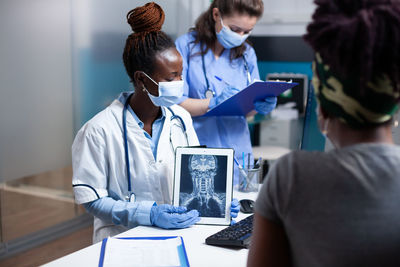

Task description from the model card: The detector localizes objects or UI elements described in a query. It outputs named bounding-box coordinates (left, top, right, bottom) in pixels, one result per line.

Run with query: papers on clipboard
left=203, top=81, right=298, bottom=117
left=99, top=236, right=189, bottom=267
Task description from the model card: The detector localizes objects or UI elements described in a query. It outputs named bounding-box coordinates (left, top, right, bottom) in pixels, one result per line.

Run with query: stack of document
left=99, top=236, right=189, bottom=267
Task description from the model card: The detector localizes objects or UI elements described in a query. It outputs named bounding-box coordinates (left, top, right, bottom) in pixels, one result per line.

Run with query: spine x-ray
left=179, top=154, right=228, bottom=218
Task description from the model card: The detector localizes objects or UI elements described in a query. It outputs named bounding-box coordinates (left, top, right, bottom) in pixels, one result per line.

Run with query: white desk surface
left=252, top=145, right=291, bottom=161
left=43, top=190, right=258, bottom=267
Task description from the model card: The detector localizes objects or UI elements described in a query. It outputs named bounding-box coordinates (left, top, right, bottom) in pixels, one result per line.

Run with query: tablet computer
left=173, top=147, right=234, bottom=225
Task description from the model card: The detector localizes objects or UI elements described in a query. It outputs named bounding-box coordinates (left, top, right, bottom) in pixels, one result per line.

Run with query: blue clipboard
left=203, top=81, right=298, bottom=117
left=99, top=236, right=190, bottom=267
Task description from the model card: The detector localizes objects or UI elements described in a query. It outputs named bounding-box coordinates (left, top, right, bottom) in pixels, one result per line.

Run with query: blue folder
left=203, top=81, right=298, bottom=117
left=99, top=236, right=190, bottom=267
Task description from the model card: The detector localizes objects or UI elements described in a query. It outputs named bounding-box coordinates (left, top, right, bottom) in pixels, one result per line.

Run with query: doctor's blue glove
left=254, top=96, right=277, bottom=115
left=209, top=86, right=241, bottom=109
left=150, top=204, right=200, bottom=229
left=230, top=198, right=240, bottom=225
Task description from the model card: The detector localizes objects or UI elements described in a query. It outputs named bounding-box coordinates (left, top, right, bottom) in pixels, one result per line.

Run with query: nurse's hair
left=123, top=2, right=175, bottom=84
left=304, top=0, right=400, bottom=96
left=192, top=0, right=264, bottom=60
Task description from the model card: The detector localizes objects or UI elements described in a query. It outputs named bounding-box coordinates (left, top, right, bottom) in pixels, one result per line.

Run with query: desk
left=43, top=191, right=258, bottom=267
left=252, top=145, right=291, bottom=161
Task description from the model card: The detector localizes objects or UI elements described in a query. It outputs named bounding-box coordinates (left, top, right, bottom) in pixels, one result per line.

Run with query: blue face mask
left=142, top=72, right=184, bottom=107
left=216, top=18, right=250, bottom=49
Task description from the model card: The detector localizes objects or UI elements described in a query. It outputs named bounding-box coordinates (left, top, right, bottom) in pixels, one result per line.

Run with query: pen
left=234, top=157, right=248, bottom=178
left=214, top=75, right=233, bottom=87
left=234, top=157, right=248, bottom=189
left=254, top=157, right=262, bottom=168
left=234, top=157, right=246, bottom=173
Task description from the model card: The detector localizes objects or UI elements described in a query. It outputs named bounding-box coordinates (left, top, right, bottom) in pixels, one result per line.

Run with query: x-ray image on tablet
left=173, top=147, right=234, bottom=225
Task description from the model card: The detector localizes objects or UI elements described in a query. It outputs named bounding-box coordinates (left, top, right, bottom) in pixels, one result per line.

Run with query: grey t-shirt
left=256, top=143, right=400, bottom=267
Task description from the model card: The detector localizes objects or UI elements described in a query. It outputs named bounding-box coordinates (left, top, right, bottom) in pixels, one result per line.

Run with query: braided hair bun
left=126, top=2, right=165, bottom=34
left=123, top=2, right=175, bottom=84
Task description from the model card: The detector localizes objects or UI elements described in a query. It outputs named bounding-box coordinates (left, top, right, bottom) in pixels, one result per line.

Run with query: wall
left=253, top=0, right=315, bottom=36
left=0, top=0, right=73, bottom=182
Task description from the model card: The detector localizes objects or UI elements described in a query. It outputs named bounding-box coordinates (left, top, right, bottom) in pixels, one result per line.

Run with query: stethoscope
left=201, top=44, right=251, bottom=99
left=122, top=93, right=189, bottom=202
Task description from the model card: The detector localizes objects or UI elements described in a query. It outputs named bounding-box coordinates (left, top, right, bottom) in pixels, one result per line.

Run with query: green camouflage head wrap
left=312, top=53, right=399, bottom=128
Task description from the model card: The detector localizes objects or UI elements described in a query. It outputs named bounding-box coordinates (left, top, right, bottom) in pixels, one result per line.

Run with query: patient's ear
left=133, top=71, right=145, bottom=89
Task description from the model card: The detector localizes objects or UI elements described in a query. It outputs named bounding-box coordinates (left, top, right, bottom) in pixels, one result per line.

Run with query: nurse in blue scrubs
left=176, top=0, right=277, bottom=183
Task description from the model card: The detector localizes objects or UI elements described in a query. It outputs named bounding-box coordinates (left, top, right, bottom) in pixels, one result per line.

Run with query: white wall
left=0, top=0, right=73, bottom=182
left=253, top=0, right=315, bottom=36
left=169, top=0, right=316, bottom=37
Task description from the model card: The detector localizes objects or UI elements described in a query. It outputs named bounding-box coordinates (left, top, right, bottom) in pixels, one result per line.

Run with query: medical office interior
left=0, top=0, right=399, bottom=266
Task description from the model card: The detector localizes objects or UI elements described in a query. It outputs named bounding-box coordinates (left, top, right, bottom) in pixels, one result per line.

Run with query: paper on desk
left=102, top=236, right=182, bottom=267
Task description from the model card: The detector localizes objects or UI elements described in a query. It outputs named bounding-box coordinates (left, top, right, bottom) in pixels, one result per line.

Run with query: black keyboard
left=205, top=215, right=254, bottom=248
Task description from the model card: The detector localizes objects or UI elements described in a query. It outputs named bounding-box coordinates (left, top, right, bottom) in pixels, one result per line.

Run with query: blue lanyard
left=122, top=94, right=188, bottom=195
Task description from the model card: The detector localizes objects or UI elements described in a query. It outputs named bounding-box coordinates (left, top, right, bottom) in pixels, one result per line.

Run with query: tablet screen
left=173, top=147, right=234, bottom=225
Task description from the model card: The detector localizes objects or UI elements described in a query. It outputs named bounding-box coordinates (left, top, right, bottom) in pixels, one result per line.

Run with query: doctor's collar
left=126, top=102, right=166, bottom=127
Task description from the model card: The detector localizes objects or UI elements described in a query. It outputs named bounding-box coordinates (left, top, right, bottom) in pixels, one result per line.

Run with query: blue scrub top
left=175, top=31, right=260, bottom=184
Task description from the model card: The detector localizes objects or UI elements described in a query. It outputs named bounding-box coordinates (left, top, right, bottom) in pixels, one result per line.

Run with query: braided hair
left=123, top=2, right=175, bottom=84
left=304, top=0, right=400, bottom=99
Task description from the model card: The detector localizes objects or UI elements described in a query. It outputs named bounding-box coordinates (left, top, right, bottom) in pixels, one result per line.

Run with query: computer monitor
left=254, top=79, right=325, bottom=183
left=300, top=83, right=326, bottom=151
left=266, top=73, right=308, bottom=114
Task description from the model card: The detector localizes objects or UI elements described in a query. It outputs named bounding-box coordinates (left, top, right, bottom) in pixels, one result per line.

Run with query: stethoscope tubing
left=122, top=94, right=188, bottom=199
left=123, top=95, right=133, bottom=193
left=200, top=43, right=250, bottom=98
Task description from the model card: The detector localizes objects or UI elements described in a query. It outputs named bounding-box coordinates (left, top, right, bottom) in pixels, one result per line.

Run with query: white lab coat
left=72, top=96, right=199, bottom=242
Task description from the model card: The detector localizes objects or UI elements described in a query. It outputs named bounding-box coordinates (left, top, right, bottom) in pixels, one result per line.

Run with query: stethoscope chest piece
left=205, top=89, right=215, bottom=99
left=125, top=192, right=136, bottom=202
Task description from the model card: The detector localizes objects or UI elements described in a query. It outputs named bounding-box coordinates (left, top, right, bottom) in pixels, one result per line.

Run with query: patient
left=247, top=0, right=400, bottom=266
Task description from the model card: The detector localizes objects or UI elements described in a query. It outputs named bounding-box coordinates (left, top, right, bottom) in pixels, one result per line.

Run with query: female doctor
left=72, top=2, right=239, bottom=243
left=176, top=0, right=277, bottom=183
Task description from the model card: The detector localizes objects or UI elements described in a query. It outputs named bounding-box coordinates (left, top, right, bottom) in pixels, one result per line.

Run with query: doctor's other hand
left=254, top=96, right=277, bottom=115
left=230, top=198, right=240, bottom=225
left=230, top=198, right=240, bottom=218
left=209, top=86, right=241, bottom=109
left=150, top=204, right=200, bottom=229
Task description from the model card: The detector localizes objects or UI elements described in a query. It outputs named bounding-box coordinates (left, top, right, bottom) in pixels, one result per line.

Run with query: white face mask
left=216, top=18, right=250, bottom=49
left=316, top=103, right=329, bottom=138
left=142, top=72, right=184, bottom=107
